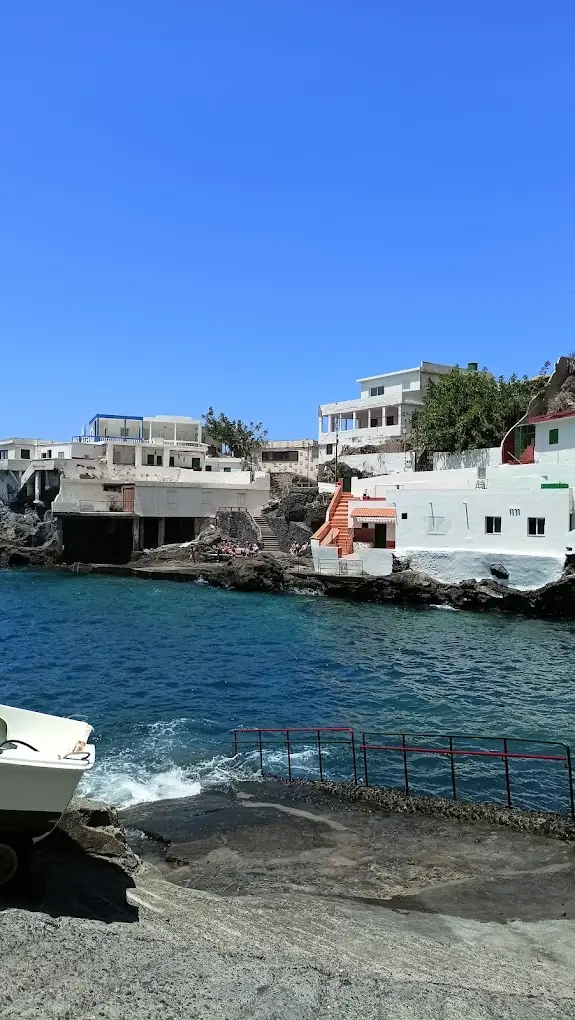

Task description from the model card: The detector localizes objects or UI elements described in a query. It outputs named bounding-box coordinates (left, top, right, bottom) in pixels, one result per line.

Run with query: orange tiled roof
left=351, top=506, right=396, bottom=519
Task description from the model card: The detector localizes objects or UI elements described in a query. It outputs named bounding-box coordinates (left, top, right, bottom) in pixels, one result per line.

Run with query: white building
left=317, top=361, right=456, bottom=463
left=258, top=440, right=318, bottom=479
left=312, top=453, right=575, bottom=589
left=0, top=437, right=57, bottom=503
left=11, top=411, right=269, bottom=562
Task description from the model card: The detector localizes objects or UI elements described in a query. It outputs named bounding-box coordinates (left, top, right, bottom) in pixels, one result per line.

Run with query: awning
left=351, top=506, right=396, bottom=520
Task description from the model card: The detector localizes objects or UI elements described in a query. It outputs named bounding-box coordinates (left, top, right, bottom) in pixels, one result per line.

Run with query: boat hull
left=0, top=756, right=93, bottom=841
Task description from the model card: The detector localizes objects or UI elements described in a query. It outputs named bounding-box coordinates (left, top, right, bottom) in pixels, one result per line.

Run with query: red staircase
left=331, top=491, right=354, bottom=555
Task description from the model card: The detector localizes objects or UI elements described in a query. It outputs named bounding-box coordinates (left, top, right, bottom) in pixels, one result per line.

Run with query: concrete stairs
left=330, top=492, right=354, bottom=555
left=253, top=514, right=280, bottom=551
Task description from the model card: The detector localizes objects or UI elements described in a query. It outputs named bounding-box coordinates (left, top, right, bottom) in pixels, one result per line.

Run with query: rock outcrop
left=0, top=506, right=62, bottom=567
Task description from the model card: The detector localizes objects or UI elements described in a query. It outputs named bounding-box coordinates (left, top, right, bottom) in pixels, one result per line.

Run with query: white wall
left=433, top=448, right=501, bottom=471
left=393, top=487, right=571, bottom=556
left=400, top=549, right=565, bottom=589
left=535, top=417, right=575, bottom=465
left=337, top=451, right=413, bottom=475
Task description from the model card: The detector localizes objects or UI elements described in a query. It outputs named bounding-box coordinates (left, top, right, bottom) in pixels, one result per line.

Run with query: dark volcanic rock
left=490, top=562, right=509, bottom=580
left=0, top=506, right=61, bottom=567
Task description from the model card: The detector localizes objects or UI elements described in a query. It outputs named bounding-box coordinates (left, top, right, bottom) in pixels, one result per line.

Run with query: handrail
left=232, top=725, right=575, bottom=818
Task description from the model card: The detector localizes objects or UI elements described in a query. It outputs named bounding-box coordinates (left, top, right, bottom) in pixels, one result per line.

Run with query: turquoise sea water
left=1, top=569, right=574, bottom=812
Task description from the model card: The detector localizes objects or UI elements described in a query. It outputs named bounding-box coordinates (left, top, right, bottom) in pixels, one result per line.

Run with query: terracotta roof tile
left=351, top=506, right=396, bottom=519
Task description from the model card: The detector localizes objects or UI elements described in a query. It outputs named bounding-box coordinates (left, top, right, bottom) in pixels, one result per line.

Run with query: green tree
left=202, top=407, right=268, bottom=461
left=411, top=367, right=542, bottom=454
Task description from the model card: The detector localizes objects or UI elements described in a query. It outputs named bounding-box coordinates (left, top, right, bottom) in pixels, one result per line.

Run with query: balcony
left=73, top=435, right=206, bottom=450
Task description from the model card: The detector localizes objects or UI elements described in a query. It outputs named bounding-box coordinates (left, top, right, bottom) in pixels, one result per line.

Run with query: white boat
left=0, top=704, right=95, bottom=885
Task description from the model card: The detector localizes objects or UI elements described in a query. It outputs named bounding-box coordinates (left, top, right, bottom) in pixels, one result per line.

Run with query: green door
left=342, top=476, right=352, bottom=493
left=374, top=523, right=387, bottom=548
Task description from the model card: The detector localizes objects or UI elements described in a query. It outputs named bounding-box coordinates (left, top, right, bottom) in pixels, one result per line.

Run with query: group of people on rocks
left=220, top=540, right=261, bottom=557
left=289, top=541, right=310, bottom=557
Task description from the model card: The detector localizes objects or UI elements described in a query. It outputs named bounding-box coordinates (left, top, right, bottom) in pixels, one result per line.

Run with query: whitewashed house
left=317, top=361, right=456, bottom=466
left=312, top=455, right=575, bottom=589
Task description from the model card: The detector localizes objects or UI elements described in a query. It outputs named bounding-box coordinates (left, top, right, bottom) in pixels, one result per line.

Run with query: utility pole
left=334, top=417, right=340, bottom=483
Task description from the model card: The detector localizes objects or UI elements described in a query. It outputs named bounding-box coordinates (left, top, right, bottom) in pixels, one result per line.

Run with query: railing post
left=286, top=729, right=292, bottom=781
left=566, top=745, right=575, bottom=820
left=402, top=734, right=409, bottom=796
left=449, top=736, right=457, bottom=800
left=503, top=738, right=512, bottom=808
left=258, top=729, right=264, bottom=774
left=317, top=729, right=323, bottom=782
left=233, top=730, right=238, bottom=756
left=362, top=732, right=369, bottom=787
left=350, top=729, right=358, bottom=786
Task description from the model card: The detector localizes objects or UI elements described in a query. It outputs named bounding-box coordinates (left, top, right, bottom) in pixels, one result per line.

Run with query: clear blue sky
left=1, top=2, right=573, bottom=440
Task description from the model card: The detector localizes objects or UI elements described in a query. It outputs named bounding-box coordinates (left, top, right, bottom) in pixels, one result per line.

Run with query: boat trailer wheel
left=0, top=842, right=19, bottom=887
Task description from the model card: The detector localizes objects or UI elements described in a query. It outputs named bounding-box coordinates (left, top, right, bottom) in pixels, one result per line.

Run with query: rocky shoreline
left=51, top=551, right=575, bottom=620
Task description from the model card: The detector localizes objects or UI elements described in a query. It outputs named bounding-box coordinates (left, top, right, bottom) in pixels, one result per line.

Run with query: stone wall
left=263, top=489, right=330, bottom=552
left=216, top=509, right=260, bottom=547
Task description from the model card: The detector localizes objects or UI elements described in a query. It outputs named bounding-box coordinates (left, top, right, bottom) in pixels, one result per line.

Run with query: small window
left=485, top=516, right=502, bottom=534
left=370, top=418, right=380, bottom=428
left=205, top=465, right=212, bottom=472
left=0, top=449, right=7, bottom=459
left=361, top=522, right=369, bottom=529
left=58, top=451, right=65, bottom=458
left=20, top=449, right=31, bottom=459
left=386, top=416, right=396, bottom=426
left=192, top=458, right=201, bottom=470
left=370, top=386, right=378, bottom=396
left=528, top=517, right=545, bottom=536
left=326, top=444, right=333, bottom=455
left=377, top=385, right=385, bottom=395
left=120, top=427, right=129, bottom=437
left=103, top=484, right=121, bottom=492
left=41, top=452, right=47, bottom=459
left=223, top=467, right=231, bottom=473
left=147, top=454, right=155, bottom=465
left=549, top=428, right=559, bottom=445
left=401, top=512, right=408, bottom=520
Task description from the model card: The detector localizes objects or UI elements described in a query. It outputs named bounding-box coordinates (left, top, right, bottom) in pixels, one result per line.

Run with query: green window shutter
left=549, top=428, right=559, bottom=445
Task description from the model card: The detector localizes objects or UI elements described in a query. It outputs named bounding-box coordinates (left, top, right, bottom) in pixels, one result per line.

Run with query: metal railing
left=312, top=560, right=365, bottom=576
left=232, top=726, right=575, bottom=818
left=233, top=727, right=358, bottom=785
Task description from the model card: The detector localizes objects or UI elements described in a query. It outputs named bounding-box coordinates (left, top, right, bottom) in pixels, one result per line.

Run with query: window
left=326, top=444, right=333, bottom=455
left=370, top=385, right=385, bottom=396
left=401, top=512, right=408, bottom=520
left=370, top=418, right=380, bottom=428
left=120, top=427, right=129, bottom=437
left=528, top=517, right=545, bottom=536
left=205, top=465, right=212, bottom=472
left=0, top=449, right=7, bottom=459
left=103, top=484, right=121, bottom=492
left=147, top=454, right=155, bottom=465
left=192, top=458, right=201, bottom=470
left=223, top=467, right=231, bottom=472
left=58, top=451, right=65, bottom=459
left=156, top=455, right=162, bottom=466
left=20, top=449, right=31, bottom=459
left=386, top=416, right=396, bottom=426
left=169, top=456, right=175, bottom=467
left=549, top=428, right=559, bottom=445
left=321, top=416, right=329, bottom=432
left=262, top=450, right=298, bottom=462
left=361, top=522, right=369, bottom=529
left=485, top=516, right=502, bottom=534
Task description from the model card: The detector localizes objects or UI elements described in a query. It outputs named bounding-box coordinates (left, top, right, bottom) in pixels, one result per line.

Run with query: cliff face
left=0, top=506, right=62, bottom=566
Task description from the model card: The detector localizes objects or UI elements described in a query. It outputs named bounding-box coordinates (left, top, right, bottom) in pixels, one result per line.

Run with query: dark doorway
left=342, top=476, right=352, bottom=493
left=143, top=518, right=159, bottom=548
left=61, top=516, right=134, bottom=564
left=164, top=518, right=196, bottom=544
left=374, top=523, right=387, bottom=548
